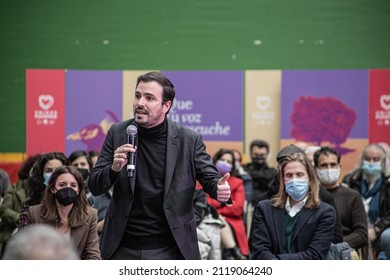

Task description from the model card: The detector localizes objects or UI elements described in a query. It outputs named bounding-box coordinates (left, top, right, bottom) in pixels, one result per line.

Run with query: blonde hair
left=272, top=153, right=320, bottom=209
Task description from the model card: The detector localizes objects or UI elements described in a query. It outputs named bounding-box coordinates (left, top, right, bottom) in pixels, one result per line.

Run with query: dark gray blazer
left=252, top=199, right=336, bottom=260
left=88, top=118, right=221, bottom=259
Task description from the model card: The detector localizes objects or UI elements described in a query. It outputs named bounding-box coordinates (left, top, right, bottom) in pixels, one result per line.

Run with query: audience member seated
left=206, top=148, right=249, bottom=260
left=232, top=148, right=254, bottom=235
left=88, top=150, right=101, bottom=168
left=244, top=140, right=277, bottom=204
left=68, top=150, right=111, bottom=236
left=26, top=165, right=101, bottom=259
left=17, top=152, right=68, bottom=230
left=248, top=144, right=343, bottom=252
left=0, top=168, right=11, bottom=200
left=314, top=146, right=369, bottom=259
left=251, top=152, right=336, bottom=260
left=345, top=143, right=390, bottom=260
left=0, top=154, right=42, bottom=257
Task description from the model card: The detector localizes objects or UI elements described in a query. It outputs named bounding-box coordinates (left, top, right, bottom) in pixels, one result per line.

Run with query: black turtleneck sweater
left=121, top=119, right=176, bottom=249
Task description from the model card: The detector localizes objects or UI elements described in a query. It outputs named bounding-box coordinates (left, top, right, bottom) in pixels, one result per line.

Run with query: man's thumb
left=219, top=172, right=230, bottom=184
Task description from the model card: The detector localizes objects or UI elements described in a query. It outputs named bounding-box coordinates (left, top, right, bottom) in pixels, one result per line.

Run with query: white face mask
left=316, top=168, right=340, bottom=185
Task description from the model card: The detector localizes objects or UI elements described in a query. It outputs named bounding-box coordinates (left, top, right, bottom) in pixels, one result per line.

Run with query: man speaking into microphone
left=88, top=71, right=231, bottom=260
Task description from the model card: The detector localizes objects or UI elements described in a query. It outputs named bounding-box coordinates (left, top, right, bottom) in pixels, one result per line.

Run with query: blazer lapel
left=70, top=223, right=86, bottom=251
left=293, top=207, right=315, bottom=241
left=164, top=120, right=179, bottom=199
left=273, top=207, right=286, bottom=252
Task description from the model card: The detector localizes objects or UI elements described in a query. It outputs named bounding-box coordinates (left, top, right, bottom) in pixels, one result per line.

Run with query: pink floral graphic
left=290, top=96, right=356, bottom=154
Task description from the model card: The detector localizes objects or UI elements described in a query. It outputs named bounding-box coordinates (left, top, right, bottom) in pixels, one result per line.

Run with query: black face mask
left=77, top=168, right=90, bottom=181
left=55, top=187, right=78, bottom=206
left=252, top=155, right=266, bottom=162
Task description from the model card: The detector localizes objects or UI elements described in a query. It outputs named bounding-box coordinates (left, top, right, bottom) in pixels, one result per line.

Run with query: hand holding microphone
left=111, top=125, right=137, bottom=176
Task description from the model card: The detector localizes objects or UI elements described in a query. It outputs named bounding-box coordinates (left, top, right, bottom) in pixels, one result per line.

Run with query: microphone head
left=126, top=125, right=138, bottom=136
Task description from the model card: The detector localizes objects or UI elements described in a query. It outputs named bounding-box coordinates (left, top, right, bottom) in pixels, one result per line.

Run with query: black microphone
left=126, top=125, right=138, bottom=178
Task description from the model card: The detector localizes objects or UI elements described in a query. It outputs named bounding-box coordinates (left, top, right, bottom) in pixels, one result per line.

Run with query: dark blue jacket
left=252, top=199, right=336, bottom=260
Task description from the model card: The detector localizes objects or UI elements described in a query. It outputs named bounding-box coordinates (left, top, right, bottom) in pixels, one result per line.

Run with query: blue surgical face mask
left=43, top=172, right=52, bottom=187
left=285, top=178, right=308, bottom=201
left=362, top=160, right=382, bottom=176
left=215, top=160, right=232, bottom=176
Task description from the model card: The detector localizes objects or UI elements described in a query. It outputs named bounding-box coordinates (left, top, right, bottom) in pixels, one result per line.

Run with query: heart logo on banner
left=380, top=95, right=390, bottom=111
left=256, top=96, right=271, bottom=110
left=39, top=95, right=54, bottom=110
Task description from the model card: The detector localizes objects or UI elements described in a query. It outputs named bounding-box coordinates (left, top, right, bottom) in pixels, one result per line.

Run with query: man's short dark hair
left=250, top=139, right=270, bottom=154
left=313, top=146, right=341, bottom=167
left=136, top=71, right=176, bottom=105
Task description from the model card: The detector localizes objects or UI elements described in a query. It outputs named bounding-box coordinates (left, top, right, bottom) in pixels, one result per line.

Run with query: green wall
left=1, top=0, right=389, bottom=152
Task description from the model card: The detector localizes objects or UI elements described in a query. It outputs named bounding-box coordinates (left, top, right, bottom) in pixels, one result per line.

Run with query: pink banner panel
left=369, top=69, right=390, bottom=145
left=26, top=69, right=65, bottom=156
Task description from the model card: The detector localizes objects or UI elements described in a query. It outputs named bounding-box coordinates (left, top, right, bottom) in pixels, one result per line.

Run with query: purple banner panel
left=65, top=70, right=122, bottom=155
left=281, top=70, right=368, bottom=140
left=163, top=71, right=243, bottom=141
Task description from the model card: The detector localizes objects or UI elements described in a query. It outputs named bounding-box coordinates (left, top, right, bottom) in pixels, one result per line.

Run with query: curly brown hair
left=27, top=152, right=68, bottom=205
